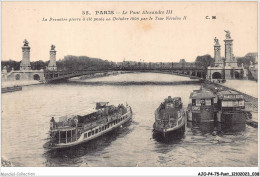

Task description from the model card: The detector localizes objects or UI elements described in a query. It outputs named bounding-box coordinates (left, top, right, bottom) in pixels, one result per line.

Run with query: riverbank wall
left=2, top=80, right=44, bottom=88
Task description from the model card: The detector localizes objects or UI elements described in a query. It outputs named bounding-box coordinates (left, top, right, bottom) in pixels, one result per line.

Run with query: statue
left=214, top=37, right=219, bottom=45
left=23, top=39, right=29, bottom=46
left=224, top=30, right=231, bottom=39
left=51, top=44, right=55, bottom=50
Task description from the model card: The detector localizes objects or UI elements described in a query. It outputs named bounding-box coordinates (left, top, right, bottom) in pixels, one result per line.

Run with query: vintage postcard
left=1, top=1, right=258, bottom=176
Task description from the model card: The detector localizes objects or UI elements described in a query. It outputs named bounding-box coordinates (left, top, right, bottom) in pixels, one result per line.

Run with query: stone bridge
left=44, top=67, right=207, bottom=83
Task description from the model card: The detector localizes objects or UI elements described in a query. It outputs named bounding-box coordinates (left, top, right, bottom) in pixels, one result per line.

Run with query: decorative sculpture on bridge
left=51, top=44, right=56, bottom=50
left=23, top=39, right=29, bottom=46
left=224, top=30, right=231, bottom=39
left=214, top=37, right=219, bottom=45
left=20, top=39, right=31, bottom=70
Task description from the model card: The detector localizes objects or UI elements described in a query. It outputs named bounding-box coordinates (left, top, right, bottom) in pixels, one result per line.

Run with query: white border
left=0, top=0, right=259, bottom=176
left=1, top=167, right=259, bottom=176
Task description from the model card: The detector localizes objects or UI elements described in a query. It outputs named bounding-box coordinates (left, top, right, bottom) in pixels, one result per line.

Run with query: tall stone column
left=48, top=45, right=57, bottom=71
left=224, top=30, right=237, bottom=67
left=20, top=39, right=31, bottom=70
left=213, top=37, right=223, bottom=67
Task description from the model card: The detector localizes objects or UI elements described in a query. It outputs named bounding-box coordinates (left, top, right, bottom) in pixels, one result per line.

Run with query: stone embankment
left=2, top=80, right=43, bottom=88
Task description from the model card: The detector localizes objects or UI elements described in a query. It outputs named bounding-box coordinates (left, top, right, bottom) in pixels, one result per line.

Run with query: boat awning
left=77, top=109, right=97, bottom=117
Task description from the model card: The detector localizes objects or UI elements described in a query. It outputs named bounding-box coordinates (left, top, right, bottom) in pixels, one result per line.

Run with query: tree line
left=1, top=54, right=256, bottom=72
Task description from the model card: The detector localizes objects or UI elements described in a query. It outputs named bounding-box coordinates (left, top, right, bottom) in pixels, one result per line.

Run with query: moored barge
left=215, top=90, right=246, bottom=124
left=187, top=87, right=216, bottom=122
left=46, top=102, right=132, bottom=149
left=187, top=85, right=247, bottom=126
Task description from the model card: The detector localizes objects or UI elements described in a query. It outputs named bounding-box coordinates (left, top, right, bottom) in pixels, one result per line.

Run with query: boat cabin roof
left=190, top=89, right=215, bottom=99
left=54, top=103, right=121, bottom=124
left=56, top=108, right=97, bottom=122
left=159, top=96, right=182, bottom=110
left=217, top=90, right=244, bottom=100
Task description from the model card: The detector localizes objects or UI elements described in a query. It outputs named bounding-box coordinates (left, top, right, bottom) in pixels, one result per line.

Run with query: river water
left=1, top=73, right=258, bottom=167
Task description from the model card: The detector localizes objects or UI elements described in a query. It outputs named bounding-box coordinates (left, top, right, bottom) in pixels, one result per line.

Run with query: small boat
left=46, top=102, right=132, bottom=149
left=153, top=96, right=186, bottom=138
left=1, top=85, right=22, bottom=93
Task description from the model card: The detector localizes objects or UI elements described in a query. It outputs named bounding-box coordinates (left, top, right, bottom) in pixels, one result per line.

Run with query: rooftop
left=190, top=88, right=215, bottom=99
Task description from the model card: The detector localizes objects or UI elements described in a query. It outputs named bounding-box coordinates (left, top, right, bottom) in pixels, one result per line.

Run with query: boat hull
left=191, top=111, right=214, bottom=123
left=153, top=121, right=185, bottom=139
left=216, top=111, right=246, bottom=124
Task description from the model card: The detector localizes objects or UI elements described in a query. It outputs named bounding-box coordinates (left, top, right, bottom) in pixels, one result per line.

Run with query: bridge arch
left=212, top=72, right=222, bottom=79
left=15, top=74, right=21, bottom=80
left=33, top=74, right=40, bottom=80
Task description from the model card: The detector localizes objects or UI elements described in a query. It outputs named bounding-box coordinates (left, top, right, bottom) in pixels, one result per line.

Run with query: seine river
left=1, top=73, right=258, bottom=167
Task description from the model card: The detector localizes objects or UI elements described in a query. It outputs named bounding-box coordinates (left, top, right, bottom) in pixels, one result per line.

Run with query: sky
left=1, top=1, right=258, bottom=63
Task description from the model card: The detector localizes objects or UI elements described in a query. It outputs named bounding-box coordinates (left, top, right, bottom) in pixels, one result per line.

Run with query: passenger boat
left=187, top=87, right=216, bottom=123
left=153, top=96, right=186, bottom=138
left=46, top=102, right=132, bottom=149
